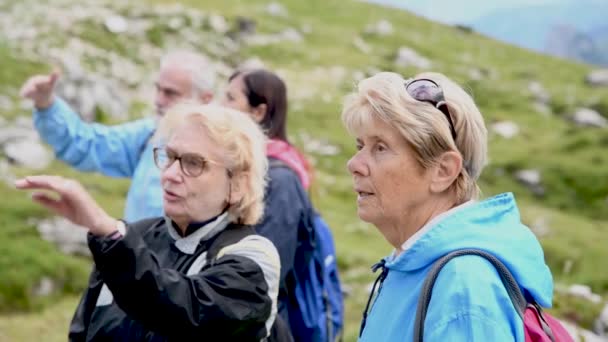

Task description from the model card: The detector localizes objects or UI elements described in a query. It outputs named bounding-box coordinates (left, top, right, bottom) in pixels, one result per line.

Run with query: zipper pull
left=360, top=259, right=389, bottom=337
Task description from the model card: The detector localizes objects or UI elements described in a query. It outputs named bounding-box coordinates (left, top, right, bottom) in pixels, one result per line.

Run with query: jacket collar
left=165, top=212, right=230, bottom=254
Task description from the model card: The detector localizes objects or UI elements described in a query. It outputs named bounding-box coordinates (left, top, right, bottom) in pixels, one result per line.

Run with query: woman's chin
left=356, top=209, right=376, bottom=225
left=163, top=205, right=183, bottom=220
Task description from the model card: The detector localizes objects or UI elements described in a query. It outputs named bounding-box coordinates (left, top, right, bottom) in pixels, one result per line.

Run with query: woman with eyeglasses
left=343, top=72, right=554, bottom=341
left=15, top=103, right=285, bottom=341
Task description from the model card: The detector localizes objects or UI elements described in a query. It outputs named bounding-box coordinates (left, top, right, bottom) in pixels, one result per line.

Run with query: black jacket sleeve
left=87, top=229, right=280, bottom=340
left=68, top=265, right=102, bottom=342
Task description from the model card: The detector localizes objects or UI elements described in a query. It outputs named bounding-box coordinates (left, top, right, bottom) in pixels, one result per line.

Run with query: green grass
left=1, top=0, right=608, bottom=340
left=0, top=295, right=80, bottom=342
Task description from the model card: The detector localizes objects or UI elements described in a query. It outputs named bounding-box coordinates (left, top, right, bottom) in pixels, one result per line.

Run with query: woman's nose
left=347, top=152, right=368, bottom=176
left=162, top=159, right=183, bottom=182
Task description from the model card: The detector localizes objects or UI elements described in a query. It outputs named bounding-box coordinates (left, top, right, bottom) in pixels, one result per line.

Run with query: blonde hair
left=341, top=72, right=488, bottom=202
left=154, top=102, right=268, bottom=225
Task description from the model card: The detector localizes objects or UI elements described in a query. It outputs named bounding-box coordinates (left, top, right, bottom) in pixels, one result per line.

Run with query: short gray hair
left=160, top=50, right=216, bottom=94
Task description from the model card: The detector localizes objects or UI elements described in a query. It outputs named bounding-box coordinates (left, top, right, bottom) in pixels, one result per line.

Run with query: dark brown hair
left=229, top=69, right=288, bottom=141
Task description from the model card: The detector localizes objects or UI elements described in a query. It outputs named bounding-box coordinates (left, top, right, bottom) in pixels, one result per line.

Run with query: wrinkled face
left=160, top=121, right=232, bottom=225
left=220, top=76, right=253, bottom=115
left=347, top=116, right=433, bottom=228
left=154, top=64, right=195, bottom=116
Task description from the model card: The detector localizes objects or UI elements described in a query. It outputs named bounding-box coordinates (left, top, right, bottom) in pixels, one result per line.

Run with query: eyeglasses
left=405, top=78, right=457, bottom=140
left=153, top=147, right=222, bottom=177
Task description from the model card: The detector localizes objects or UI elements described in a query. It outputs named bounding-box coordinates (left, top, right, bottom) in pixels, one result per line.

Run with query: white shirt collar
left=166, top=212, right=230, bottom=254
left=397, top=200, right=475, bottom=254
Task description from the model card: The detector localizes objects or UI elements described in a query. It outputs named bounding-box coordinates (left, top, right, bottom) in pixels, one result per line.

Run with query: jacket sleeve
left=87, top=228, right=281, bottom=340
left=424, top=311, right=515, bottom=341
left=254, top=167, right=309, bottom=284
left=33, top=97, right=155, bottom=177
left=422, top=255, right=522, bottom=341
left=68, top=266, right=103, bottom=342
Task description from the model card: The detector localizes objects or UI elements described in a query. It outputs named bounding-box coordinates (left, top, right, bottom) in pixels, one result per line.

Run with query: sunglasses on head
left=405, top=78, right=457, bottom=140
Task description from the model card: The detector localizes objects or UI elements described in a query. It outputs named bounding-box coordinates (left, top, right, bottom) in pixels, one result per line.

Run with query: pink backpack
left=414, top=249, right=574, bottom=342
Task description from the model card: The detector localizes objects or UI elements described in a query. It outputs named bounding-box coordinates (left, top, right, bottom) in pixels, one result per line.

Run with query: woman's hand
left=15, top=175, right=117, bottom=236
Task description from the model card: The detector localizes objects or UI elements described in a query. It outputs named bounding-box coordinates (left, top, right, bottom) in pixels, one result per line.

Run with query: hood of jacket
left=385, top=192, right=553, bottom=307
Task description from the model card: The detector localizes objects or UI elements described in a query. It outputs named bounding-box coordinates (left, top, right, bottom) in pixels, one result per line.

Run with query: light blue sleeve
left=422, top=255, right=523, bottom=342
left=424, top=310, right=515, bottom=341
left=33, top=97, right=156, bottom=178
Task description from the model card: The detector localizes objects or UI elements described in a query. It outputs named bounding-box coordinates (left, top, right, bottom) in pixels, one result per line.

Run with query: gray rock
left=533, top=102, right=552, bottom=116
left=530, top=216, right=551, bottom=238
left=353, top=36, right=371, bottom=54
left=266, top=2, right=288, bottom=17
left=571, top=108, right=607, bottom=128
left=0, top=126, right=38, bottom=145
left=208, top=14, right=228, bottom=34
left=19, top=98, right=33, bottom=111
left=238, top=57, right=265, bottom=70
left=395, top=47, right=431, bottom=69
left=595, top=303, right=608, bottom=336
left=4, top=139, right=52, bottom=170
left=300, top=132, right=340, bottom=156
left=281, top=28, right=303, bottom=42
left=37, top=217, right=90, bottom=257
left=58, top=53, right=86, bottom=80
left=32, top=277, right=55, bottom=297
left=247, top=28, right=304, bottom=46
left=104, top=15, right=129, bottom=34
left=0, top=159, right=15, bottom=185
left=352, top=70, right=366, bottom=82
left=515, top=169, right=541, bottom=186
left=468, top=68, right=484, bottom=81
left=560, top=319, right=605, bottom=342
left=514, top=169, right=545, bottom=196
left=528, top=81, right=551, bottom=104
left=586, top=69, right=608, bottom=87
left=491, top=121, right=519, bottom=139
left=568, top=284, right=602, bottom=304
left=167, top=16, right=186, bottom=31
left=0, top=95, right=12, bottom=111
left=365, top=19, right=393, bottom=36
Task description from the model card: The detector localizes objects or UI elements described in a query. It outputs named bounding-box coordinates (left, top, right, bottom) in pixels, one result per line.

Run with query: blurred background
left=0, top=0, right=607, bottom=341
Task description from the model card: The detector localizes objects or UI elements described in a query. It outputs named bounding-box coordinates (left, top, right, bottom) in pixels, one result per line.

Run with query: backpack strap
left=268, top=157, right=290, bottom=171
left=204, top=225, right=255, bottom=266
left=413, top=249, right=527, bottom=342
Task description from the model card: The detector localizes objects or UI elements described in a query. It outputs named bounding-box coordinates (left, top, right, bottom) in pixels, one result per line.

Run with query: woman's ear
left=250, top=103, right=267, bottom=124
left=429, top=151, right=462, bottom=194
left=228, top=172, right=248, bottom=205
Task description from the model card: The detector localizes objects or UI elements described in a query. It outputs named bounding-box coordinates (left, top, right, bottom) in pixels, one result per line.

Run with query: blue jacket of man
left=358, top=193, right=554, bottom=342
left=34, top=98, right=160, bottom=222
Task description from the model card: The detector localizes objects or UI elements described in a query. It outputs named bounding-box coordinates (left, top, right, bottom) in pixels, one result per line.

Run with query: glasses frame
left=153, top=147, right=224, bottom=178
left=405, top=78, right=457, bottom=140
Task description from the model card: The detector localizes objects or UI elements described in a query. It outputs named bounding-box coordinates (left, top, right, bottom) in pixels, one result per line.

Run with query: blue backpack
left=269, top=159, right=344, bottom=342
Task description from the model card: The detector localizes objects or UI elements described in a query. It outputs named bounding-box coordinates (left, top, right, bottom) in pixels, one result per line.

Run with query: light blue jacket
left=359, top=193, right=553, bottom=342
left=34, top=98, right=162, bottom=222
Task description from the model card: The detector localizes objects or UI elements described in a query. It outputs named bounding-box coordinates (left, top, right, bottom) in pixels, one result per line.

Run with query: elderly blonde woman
left=343, top=72, right=554, bottom=341
left=15, top=103, right=282, bottom=341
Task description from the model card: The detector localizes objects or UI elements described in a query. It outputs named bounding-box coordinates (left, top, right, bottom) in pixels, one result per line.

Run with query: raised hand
left=19, top=70, right=60, bottom=110
left=15, top=175, right=117, bottom=236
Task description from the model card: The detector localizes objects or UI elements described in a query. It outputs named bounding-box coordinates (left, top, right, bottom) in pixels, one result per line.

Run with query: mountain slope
left=0, top=0, right=607, bottom=340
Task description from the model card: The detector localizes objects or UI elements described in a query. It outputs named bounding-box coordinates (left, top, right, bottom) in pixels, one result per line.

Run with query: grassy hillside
left=1, top=0, right=607, bottom=341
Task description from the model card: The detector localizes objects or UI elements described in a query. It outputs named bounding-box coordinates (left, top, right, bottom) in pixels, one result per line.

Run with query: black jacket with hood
left=69, top=214, right=281, bottom=341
